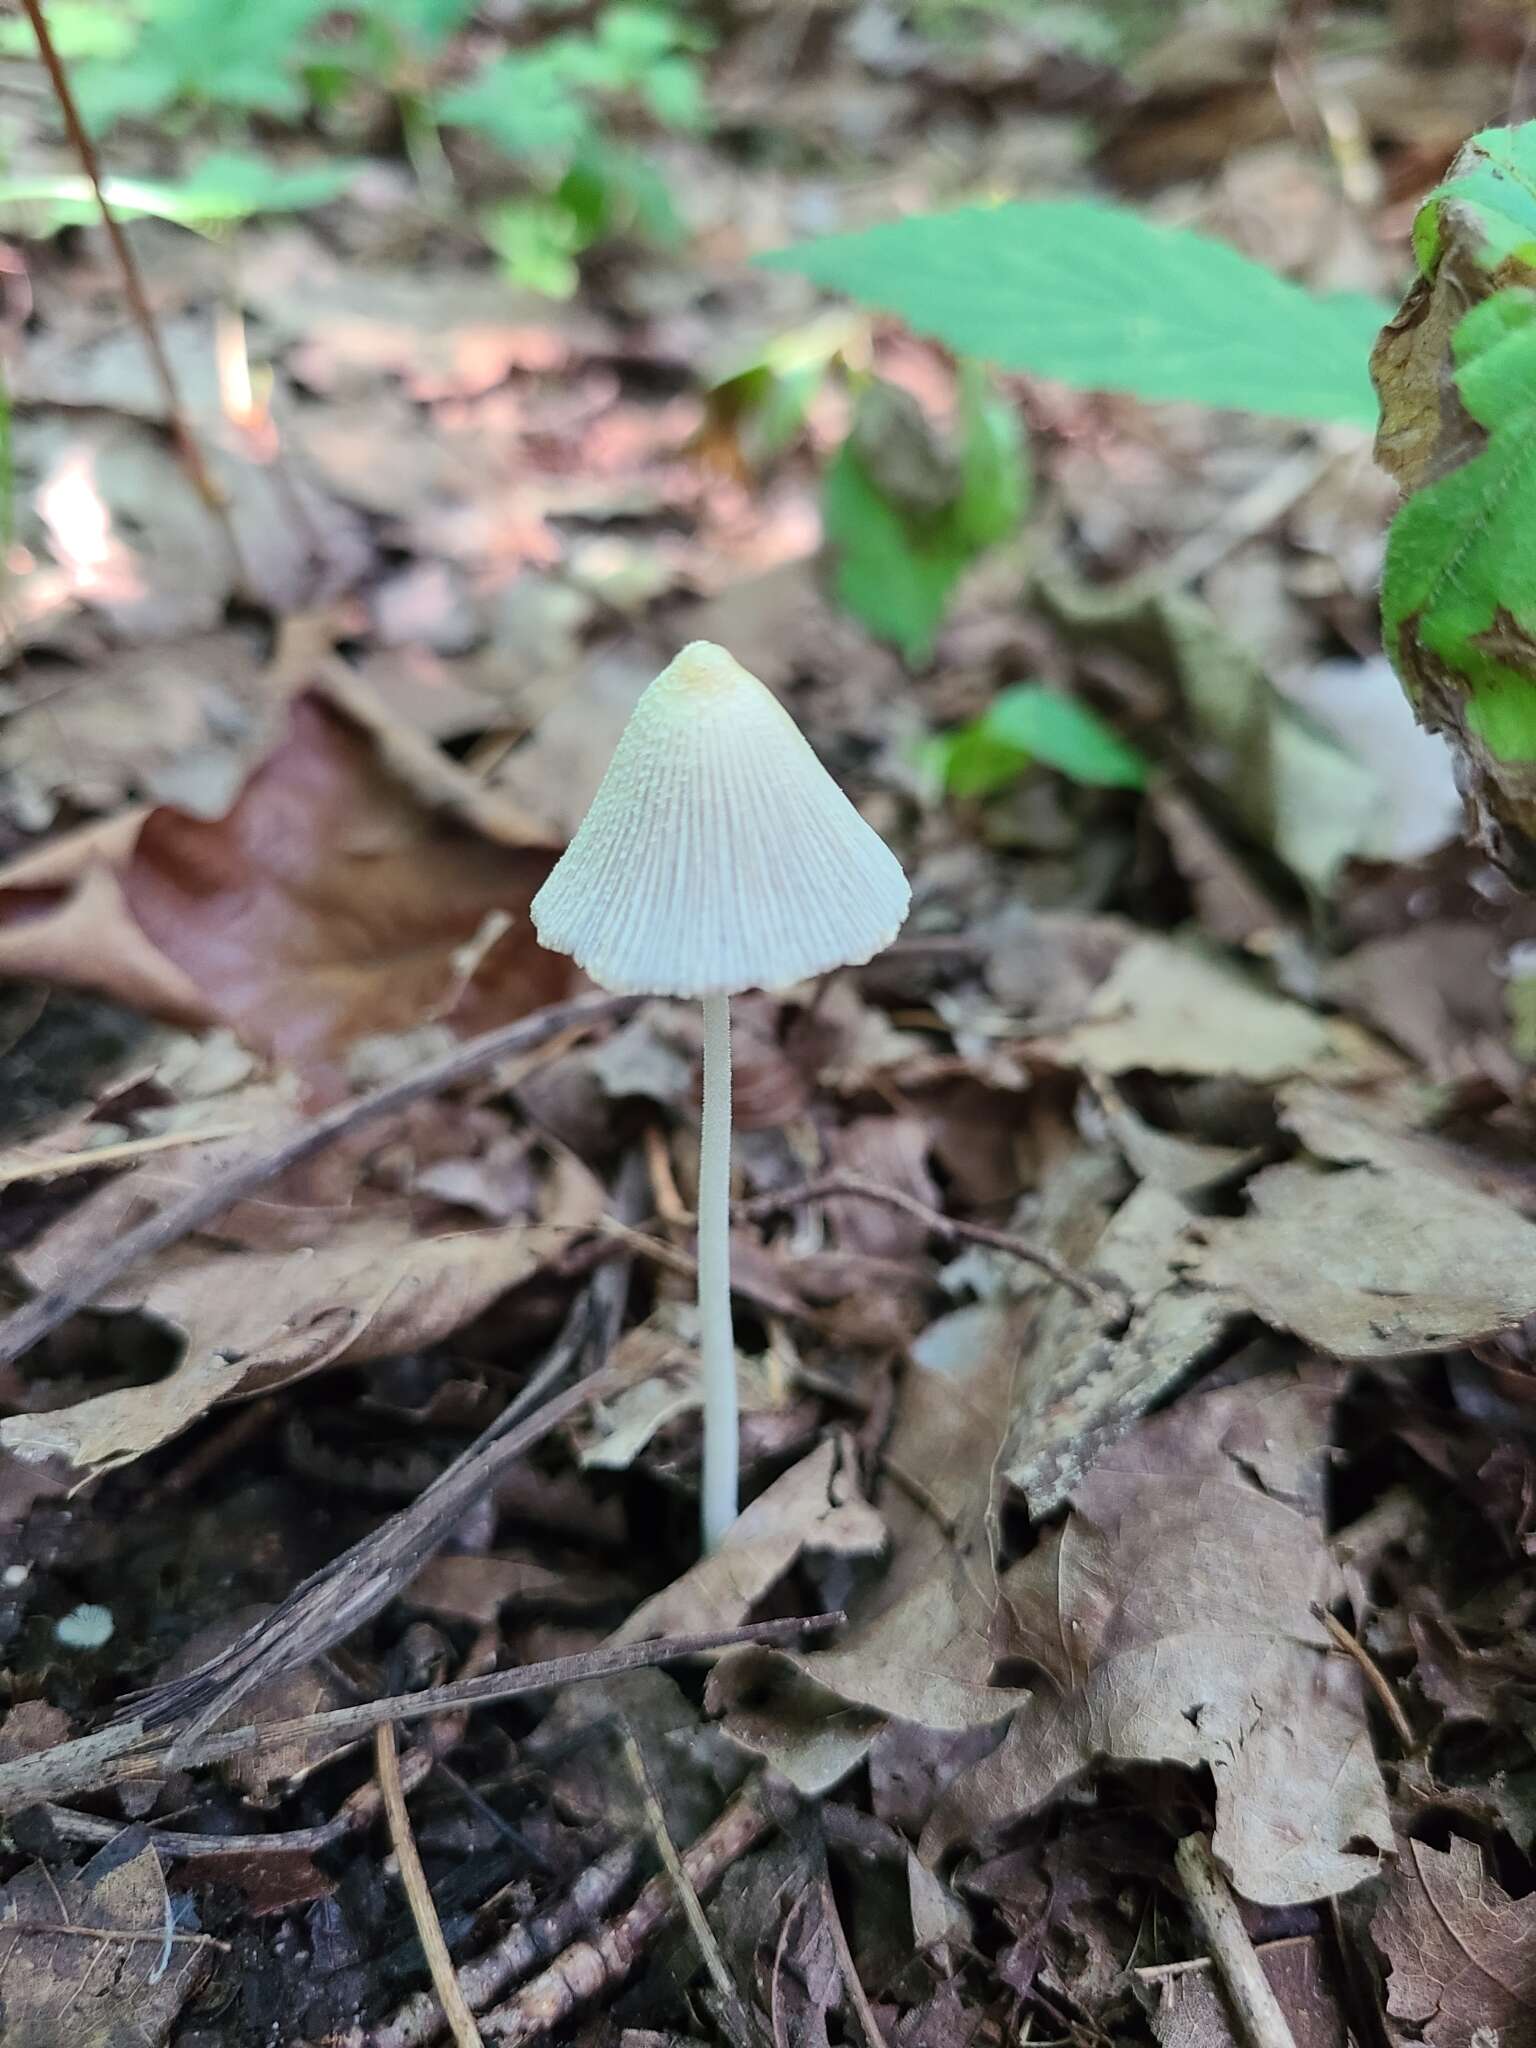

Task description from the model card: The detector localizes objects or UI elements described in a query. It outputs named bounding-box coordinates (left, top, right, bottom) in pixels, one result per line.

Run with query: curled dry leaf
left=0, top=685, right=568, bottom=1090
left=0, top=1218, right=571, bottom=1479
left=0, top=1837, right=212, bottom=2048
left=922, top=1371, right=1392, bottom=1908
left=1372, top=1835, right=1536, bottom=2047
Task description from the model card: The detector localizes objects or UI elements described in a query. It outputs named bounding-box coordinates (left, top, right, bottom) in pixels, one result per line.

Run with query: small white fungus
left=56, top=1603, right=114, bottom=1649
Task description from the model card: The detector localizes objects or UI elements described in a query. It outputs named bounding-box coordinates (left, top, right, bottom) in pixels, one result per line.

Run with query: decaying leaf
left=1, top=1219, right=570, bottom=1477
left=709, top=1271, right=1034, bottom=1773
left=0, top=1836, right=212, bottom=2047
left=1147, top=1938, right=1348, bottom=2048
left=1002, top=1166, right=1245, bottom=1515
left=0, top=684, right=568, bottom=1088
left=1192, top=1143, right=1536, bottom=1358
left=1372, top=1835, right=1536, bottom=2046
left=922, top=1371, right=1392, bottom=1907
left=1026, top=935, right=1386, bottom=1084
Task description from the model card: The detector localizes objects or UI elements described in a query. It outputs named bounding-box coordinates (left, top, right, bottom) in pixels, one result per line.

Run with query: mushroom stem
left=698, top=990, right=738, bottom=1549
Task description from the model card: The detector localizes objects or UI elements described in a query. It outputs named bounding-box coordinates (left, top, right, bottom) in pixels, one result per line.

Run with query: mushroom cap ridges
left=531, top=642, right=910, bottom=996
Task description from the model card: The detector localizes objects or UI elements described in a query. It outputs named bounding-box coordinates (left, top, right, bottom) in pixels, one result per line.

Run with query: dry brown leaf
left=1192, top=1152, right=1536, bottom=1358
left=1002, top=1164, right=1245, bottom=1515
left=0, top=1219, right=569, bottom=1478
left=1147, top=1938, right=1348, bottom=2048
left=615, top=1437, right=885, bottom=1645
left=0, top=686, right=568, bottom=1088
left=710, top=1275, right=1034, bottom=1755
left=0, top=1837, right=212, bottom=2046
left=1372, top=1836, right=1536, bottom=2047
left=1028, top=935, right=1388, bottom=1084
left=922, top=1371, right=1392, bottom=1907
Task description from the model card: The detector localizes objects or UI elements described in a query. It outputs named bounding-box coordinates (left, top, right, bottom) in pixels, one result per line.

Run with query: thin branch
left=0, top=1614, right=838, bottom=1816
left=0, top=1122, right=252, bottom=1186
left=1173, top=1834, right=1298, bottom=2048
left=621, top=1729, right=753, bottom=2045
left=1313, top=1605, right=1418, bottom=1752
left=821, top=1876, right=890, bottom=2048
left=364, top=1842, right=644, bottom=2048
left=377, top=1722, right=486, bottom=2048
left=733, top=1173, right=1126, bottom=1318
left=0, top=1918, right=228, bottom=1950
left=21, top=0, right=230, bottom=521
left=0, top=988, right=635, bottom=1368
left=479, top=1788, right=774, bottom=2042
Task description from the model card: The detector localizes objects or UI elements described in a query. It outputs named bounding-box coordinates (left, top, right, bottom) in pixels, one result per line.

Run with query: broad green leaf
left=928, top=684, right=1147, bottom=798
left=436, top=54, right=593, bottom=158
left=764, top=200, right=1386, bottom=425
left=822, top=438, right=971, bottom=665
left=822, top=368, right=1028, bottom=662
left=1382, top=290, right=1536, bottom=764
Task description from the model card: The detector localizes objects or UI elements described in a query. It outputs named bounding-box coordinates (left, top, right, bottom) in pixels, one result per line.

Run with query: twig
left=1312, top=1605, right=1418, bottom=1752
left=733, top=1173, right=1124, bottom=1317
left=1135, top=1935, right=1312, bottom=1983
left=0, top=1122, right=252, bottom=1186
left=365, top=1842, right=644, bottom=2048
left=479, top=1788, right=774, bottom=2042
left=377, top=1722, right=486, bottom=2048
left=0, top=1615, right=839, bottom=1817
left=820, top=1876, right=890, bottom=2048
left=621, top=1729, right=753, bottom=2045
left=0, top=1918, right=228, bottom=1950
left=1173, top=1834, right=1298, bottom=2048
left=20, top=0, right=230, bottom=522
left=0, top=989, right=635, bottom=1368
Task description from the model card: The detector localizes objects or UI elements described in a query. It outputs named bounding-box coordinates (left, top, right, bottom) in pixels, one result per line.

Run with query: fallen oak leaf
left=0, top=1219, right=572, bottom=1479
left=1372, top=1835, right=1536, bottom=2046
left=0, top=685, right=569, bottom=1091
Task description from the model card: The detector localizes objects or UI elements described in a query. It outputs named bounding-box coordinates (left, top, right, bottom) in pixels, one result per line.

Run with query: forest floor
left=0, top=4, right=1533, bottom=2045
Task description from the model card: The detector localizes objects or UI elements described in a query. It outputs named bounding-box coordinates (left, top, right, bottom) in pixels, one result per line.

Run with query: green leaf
left=953, top=358, right=1030, bottom=548
left=481, top=198, right=584, bottom=296
left=929, top=683, right=1148, bottom=798
left=1412, top=123, right=1536, bottom=274
left=822, top=438, right=971, bottom=665
left=436, top=53, right=593, bottom=158
left=763, top=199, right=1387, bottom=425
left=1382, top=288, right=1536, bottom=765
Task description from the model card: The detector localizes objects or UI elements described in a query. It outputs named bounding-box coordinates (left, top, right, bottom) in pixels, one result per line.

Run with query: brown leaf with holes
left=921, top=1371, right=1391, bottom=1906
left=0, top=1217, right=571, bottom=1478
left=0, top=685, right=568, bottom=1091
left=0, top=1837, right=212, bottom=2047
left=1373, top=1836, right=1536, bottom=2047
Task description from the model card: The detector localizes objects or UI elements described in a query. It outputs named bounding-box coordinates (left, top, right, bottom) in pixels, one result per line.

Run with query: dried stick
left=479, top=1788, right=773, bottom=2041
left=365, top=1842, right=644, bottom=2048
left=1173, top=1834, right=1298, bottom=2048
left=1313, top=1605, right=1418, bottom=1752
left=0, top=1615, right=837, bottom=1816
left=0, top=988, right=634, bottom=1367
left=621, top=1730, right=753, bottom=2046
left=820, top=1876, right=889, bottom=2048
left=377, top=1722, right=486, bottom=2048
left=21, top=0, right=228, bottom=518
left=734, top=1173, right=1125, bottom=1316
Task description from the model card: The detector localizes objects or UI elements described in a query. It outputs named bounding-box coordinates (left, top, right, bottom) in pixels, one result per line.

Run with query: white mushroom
left=533, top=640, right=909, bottom=1547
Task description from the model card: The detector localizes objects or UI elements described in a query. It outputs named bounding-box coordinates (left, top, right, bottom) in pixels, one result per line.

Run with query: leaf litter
left=0, top=10, right=1533, bottom=2048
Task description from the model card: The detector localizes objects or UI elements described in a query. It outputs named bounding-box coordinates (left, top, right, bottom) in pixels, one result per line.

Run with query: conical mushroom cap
left=531, top=642, right=910, bottom=997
